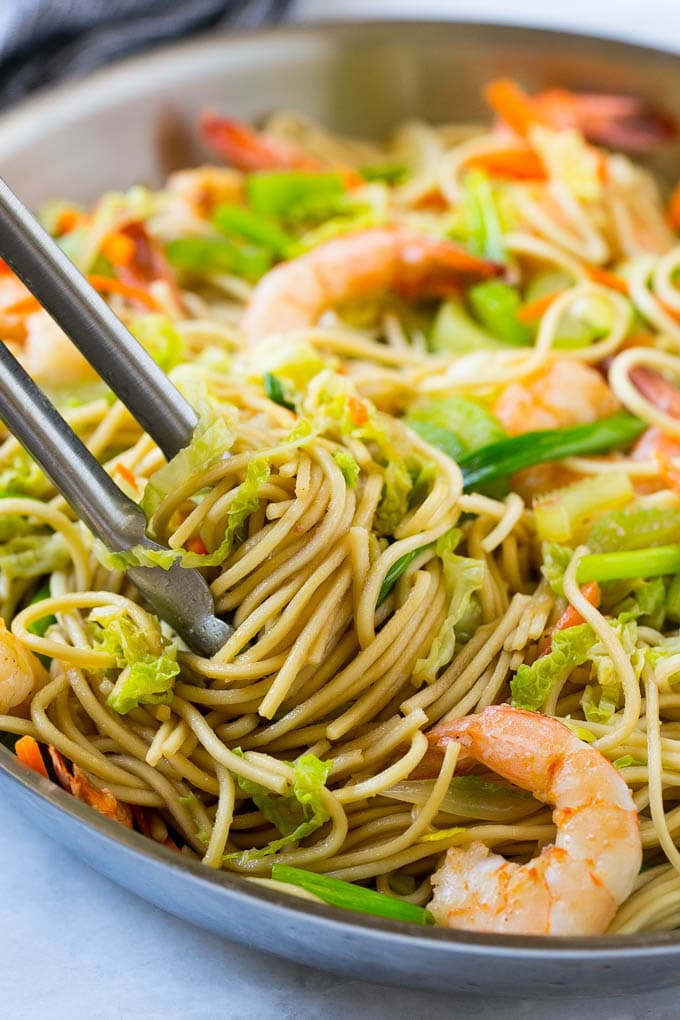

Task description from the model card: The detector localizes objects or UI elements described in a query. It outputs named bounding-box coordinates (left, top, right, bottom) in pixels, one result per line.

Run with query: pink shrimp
left=493, top=359, right=619, bottom=436
left=200, top=112, right=328, bottom=173
left=241, top=227, right=503, bottom=343
left=427, top=705, right=641, bottom=936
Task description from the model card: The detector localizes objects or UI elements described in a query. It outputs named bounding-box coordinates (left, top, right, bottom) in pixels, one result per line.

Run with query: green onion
left=577, top=545, right=680, bottom=584
left=246, top=171, right=346, bottom=218
left=165, top=237, right=272, bottom=281
left=429, top=298, right=498, bottom=354
left=377, top=546, right=431, bottom=607
left=263, top=372, right=295, bottom=412
left=26, top=582, right=56, bottom=639
left=462, top=169, right=505, bottom=263
left=468, top=280, right=532, bottom=347
left=458, top=412, right=645, bottom=492
left=359, top=162, right=407, bottom=184
left=271, top=865, right=434, bottom=925
left=667, top=574, right=680, bottom=624
left=213, top=203, right=293, bottom=257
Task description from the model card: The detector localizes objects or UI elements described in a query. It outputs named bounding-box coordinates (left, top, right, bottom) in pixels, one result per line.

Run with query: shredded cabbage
left=228, top=753, right=331, bottom=863
left=413, top=529, right=484, bottom=684
left=510, top=623, right=595, bottom=710
left=90, top=605, right=180, bottom=715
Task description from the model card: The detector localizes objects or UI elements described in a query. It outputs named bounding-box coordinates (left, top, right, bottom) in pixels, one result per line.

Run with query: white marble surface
left=5, top=2, right=680, bottom=1017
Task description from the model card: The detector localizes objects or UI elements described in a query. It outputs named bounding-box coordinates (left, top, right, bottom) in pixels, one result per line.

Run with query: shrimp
left=0, top=620, right=48, bottom=716
left=486, top=78, right=675, bottom=152
left=19, top=310, right=97, bottom=385
left=493, top=359, right=619, bottom=436
left=200, top=112, right=325, bottom=173
left=427, top=705, right=641, bottom=935
left=241, top=227, right=503, bottom=342
left=167, top=165, right=244, bottom=217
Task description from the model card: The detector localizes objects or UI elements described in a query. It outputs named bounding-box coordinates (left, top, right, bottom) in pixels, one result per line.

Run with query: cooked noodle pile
left=3, top=79, right=680, bottom=934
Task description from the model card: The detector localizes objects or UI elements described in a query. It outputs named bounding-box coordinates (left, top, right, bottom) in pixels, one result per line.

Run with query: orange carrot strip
left=657, top=449, right=680, bottom=495
left=553, top=581, right=601, bottom=632
left=669, top=182, right=680, bottom=231
left=3, top=273, right=160, bottom=318
left=347, top=395, right=369, bottom=427
left=584, top=265, right=630, bottom=295
left=484, top=78, right=543, bottom=138
left=55, top=208, right=87, bottom=235
left=516, top=290, right=564, bottom=324
left=2, top=294, right=40, bottom=316
left=465, top=147, right=547, bottom=180
left=15, top=735, right=48, bottom=779
left=48, top=746, right=133, bottom=828
left=115, top=462, right=138, bottom=492
left=86, top=274, right=160, bottom=309
left=186, top=536, right=208, bottom=555
left=101, top=231, right=137, bottom=267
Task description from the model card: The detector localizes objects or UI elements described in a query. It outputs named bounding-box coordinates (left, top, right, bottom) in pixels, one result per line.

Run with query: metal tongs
left=0, top=177, right=231, bottom=657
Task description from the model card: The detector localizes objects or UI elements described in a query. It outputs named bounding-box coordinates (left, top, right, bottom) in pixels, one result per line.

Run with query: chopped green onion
left=270, top=865, right=434, bottom=925
left=26, top=582, right=56, bottom=638
left=430, top=297, right=498, bottom=354
left=667, top=574, right=680, bottom=624
left=246, top=171, right=346, bottom=218
left=468, top=280, right=532, bottom=347
left=462, top=169, right=505, bottom=263
left=359, top=162, right=407, bottom=184
left=577, top=545, right=680, bottom=584
left=377, top=546, right=430, bottom=607
left=588, top=505, right=680, bottom=554
left=263, top=372, right=295, bottom=411
left=165, top=237, right=271, bottom=281
left=458, top=413, right=645, bottom=492
left=213, top=203, right=293, bottom=257
left=534, top=471, right=634, bottom=543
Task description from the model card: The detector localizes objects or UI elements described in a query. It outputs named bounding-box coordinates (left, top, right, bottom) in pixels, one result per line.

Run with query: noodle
left=4, top=79, right=680, bottom=937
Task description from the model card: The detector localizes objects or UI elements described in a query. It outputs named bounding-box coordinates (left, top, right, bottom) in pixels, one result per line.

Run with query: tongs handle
left=0, top=342, right=230, bottom=657
left=0, top=176, right=197, bottom=460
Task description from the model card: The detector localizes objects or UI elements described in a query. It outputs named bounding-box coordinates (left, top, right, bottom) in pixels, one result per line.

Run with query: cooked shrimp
left=200, top=112, right=325, bottom=173
left=427, top=705, right=641, bottom=935
left=242, top=227, right=503, bottom=342
left=0, top=620, right=48, bottom=715
left=493, top=359, right=619, bottom=435
left=19, top=310, right=97, bottom=385
left=167, top=165, right=244, bottom=217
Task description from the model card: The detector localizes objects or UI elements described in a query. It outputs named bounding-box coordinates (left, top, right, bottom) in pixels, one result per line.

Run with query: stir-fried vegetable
left=271, top=865, right=434, bottom=925
left=458, top=413, right=645, bottom=491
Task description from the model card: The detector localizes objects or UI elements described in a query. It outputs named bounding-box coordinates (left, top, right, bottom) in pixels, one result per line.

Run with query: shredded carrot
left=3, top=273, right=160, bottom=318
left=657, top=450, right=680, bottom=495
left=660, top=301, right=680, bottom=325
left=15, top=735, right=48, bottom=779
left=553, top=581, right=601, bottom=632
left=484, top=78, right=543, bottom=138
left=55, top=208, right=86, bottom=235
left=186, top=536, right=208, bottom=555
left=48, top=746, right=133, bottom=828
left=347, top=395, right=369, bottom=427
left=0, top=257, right=13, bottom=275
left=86, top=274, right=159, bottom=309
left=2, top=294, right=40, bottom=317
left=538, top=582, right=602, bottom=657
left=115, top=462, right=138, bottom=492
left=101, top=231, right=137, bottom=267
left=584, top=264, right=630, bottom=295
left=668, top=182, right=680, bottom=231
left=465, top=147, right=546, bottom=180
left=516, top=290, right=564, bottom=324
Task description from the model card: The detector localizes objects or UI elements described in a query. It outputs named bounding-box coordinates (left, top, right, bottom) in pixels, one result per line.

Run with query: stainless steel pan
left=1, top=19, right=680, bottom=997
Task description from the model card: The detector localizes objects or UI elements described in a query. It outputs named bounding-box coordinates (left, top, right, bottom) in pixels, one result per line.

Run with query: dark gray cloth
left=0, top=0, right=290, bottom=107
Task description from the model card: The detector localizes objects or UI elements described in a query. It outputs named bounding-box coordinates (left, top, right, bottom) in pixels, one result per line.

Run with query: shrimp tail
left=200, top=112, right=323, bottom=172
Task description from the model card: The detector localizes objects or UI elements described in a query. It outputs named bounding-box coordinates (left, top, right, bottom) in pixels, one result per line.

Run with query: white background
left=4, top=2, right=680, bottom=1018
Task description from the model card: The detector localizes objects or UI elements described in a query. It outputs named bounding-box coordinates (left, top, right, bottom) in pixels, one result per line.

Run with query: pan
left=1, top=19, right=680, bottom=997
